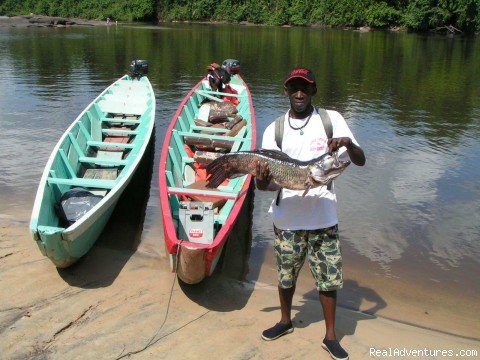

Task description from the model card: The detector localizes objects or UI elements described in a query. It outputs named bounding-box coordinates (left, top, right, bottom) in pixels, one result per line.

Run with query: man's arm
left=328, top=137, right=366, bottom=166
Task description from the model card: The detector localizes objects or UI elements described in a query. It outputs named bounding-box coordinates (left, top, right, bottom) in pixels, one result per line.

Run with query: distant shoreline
left=1, top=15, right=468, bottom=36
left=0, top=14, right=109, bottom=28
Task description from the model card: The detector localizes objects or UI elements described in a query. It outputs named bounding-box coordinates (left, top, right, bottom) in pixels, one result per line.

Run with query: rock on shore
left=0, top=15, right=106, bottom=28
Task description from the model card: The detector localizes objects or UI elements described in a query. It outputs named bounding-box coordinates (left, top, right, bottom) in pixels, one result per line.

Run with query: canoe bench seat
left=101, top=113, right=141, bottom=125
left=87, top=139, right=134, bottom=151
left=47, top=177, right=116, bottom=190
left=180, top=180, right=227, bottom=209
left=79, top=156, right=127, bottom=166
left=102, top=128, right=138, bottom=136
left=182, top=131, right=246, bottom=151
left=167, top=183, right=239, bottom=204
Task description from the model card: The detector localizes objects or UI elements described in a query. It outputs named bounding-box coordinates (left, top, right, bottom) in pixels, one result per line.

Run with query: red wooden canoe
left=159, top=71, right=256, bottom=284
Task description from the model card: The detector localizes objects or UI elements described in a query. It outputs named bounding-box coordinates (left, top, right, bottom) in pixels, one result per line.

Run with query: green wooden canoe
left=29, top=73, right=155, bottom=267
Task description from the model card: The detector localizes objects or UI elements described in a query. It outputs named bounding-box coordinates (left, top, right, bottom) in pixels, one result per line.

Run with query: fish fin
left=302, top=175, right=317, bottom=196
left=206, top=154, right=248, bottom=188
left=206, top=156, right=230, bottom=188
left=254, top=148, right=294, bottom=161
left=302, top=185, right=311, bottom=197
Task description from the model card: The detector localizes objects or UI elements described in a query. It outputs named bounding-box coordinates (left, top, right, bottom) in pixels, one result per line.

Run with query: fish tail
left=206, top=156, right=230, bottom=188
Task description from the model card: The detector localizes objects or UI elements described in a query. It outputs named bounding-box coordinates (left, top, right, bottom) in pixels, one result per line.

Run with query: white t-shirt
left=261, top=108, right=359, bottom=230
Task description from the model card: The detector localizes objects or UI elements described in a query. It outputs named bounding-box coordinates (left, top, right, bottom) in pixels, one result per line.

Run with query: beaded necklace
left=287, top=108, right=314, bottom=135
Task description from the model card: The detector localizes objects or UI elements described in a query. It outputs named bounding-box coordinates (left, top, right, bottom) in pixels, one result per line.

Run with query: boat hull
left=159, top=73, right=256, bottom=283
left=30, top=74, right=155, bottom=267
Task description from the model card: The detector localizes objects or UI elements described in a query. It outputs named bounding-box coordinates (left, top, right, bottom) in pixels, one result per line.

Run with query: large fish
left=206, top=149, right=351, bottom=193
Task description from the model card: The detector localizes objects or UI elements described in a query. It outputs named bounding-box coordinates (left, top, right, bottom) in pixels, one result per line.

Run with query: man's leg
left=320, top=290, right=348, bottom=360
left=261, top=285, right=296, bottom=340
left=319, top=290, right=337, bottom=340
left=308, top=226, right=348, bottom=359
left=279, top=285, right=296, bottom=324
left=262, top=228, right=306, bottom=341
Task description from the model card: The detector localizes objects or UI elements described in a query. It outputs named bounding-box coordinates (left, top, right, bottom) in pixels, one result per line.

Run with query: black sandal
left=261, top=322, right=293, bottom=341
left=322, top=338, right=349, bottom=360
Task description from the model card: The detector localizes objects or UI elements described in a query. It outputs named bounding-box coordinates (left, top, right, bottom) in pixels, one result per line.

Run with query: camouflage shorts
left=273, top=225, right=343, bottom=292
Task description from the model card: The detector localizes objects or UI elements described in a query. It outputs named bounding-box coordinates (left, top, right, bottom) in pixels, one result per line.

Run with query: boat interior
left=37, top=77, right=153, bottom=229
left=165, top=76, right=253, bottom=244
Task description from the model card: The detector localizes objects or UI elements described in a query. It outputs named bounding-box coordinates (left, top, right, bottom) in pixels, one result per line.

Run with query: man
left=255, top=68, right=365, bottom=360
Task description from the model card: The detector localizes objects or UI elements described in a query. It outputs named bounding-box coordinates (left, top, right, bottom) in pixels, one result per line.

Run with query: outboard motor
left=129, top=59, right=148, bottom=79
left=222, top=59, right=240, bottom=75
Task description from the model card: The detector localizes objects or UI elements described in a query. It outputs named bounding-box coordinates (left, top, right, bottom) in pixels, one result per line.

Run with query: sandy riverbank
left=1, top=213, right=479, bottom=359
left=0, top=15, right=109, bottom=28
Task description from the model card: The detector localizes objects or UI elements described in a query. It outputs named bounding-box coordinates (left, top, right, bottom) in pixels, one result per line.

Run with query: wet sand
left=1, top=207, right=479, bottom=359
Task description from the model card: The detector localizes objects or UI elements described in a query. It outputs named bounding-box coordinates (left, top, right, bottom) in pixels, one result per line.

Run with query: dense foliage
left=159, top=0, right=480, bottom=33
left=0, top=0, right=156, bottom=21
left=160, top=0, right=480, bottom=33
left=1, top=0, right=479, bottom=33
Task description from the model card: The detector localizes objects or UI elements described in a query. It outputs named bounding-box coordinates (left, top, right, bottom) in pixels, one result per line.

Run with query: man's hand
left=255, top=160, right=280, bottom=191
left=328, top=137, right=366, bottom=166
left=255, top=160, right=270, bottom=181
left=327, top=137, right=352, bottom=152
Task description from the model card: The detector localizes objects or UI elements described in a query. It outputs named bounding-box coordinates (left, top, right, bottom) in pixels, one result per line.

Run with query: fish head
left=309, top=152, right=351, bottom=185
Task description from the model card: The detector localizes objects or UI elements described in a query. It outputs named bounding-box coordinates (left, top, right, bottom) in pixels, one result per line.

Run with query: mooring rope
left=116, top=240, right=208, bottom=359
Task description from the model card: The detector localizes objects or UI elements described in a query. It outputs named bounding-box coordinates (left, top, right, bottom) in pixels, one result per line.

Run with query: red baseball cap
left=284, top=68, right=316, bottom=85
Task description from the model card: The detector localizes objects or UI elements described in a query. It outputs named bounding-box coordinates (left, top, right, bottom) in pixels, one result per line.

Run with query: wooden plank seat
left=79, top=156, right=127, bottom=166
left=195, top=89, right=243, bottom=98
left=184, top=119, right=247, bottom=150
left=47, top=177, right=116, bottom=189
left=83, top=168, right=118, bottom=180
left=101, top=128, right=138, bottom=136
left=181, top=131, right=245, bottom=144
left=97, top=100, right=146, bottom=116
left=87, top=140, right=134, bottom=151
left=109, top=113, right=140, bottom=119
left=193, top=90, right=223, bottom=103
left=104, top=136, right=130, bottom=142
left=181, top=180, right=227, bottom=209
left=101, top=117, right=141, bottom=125
left=83, top=169, right=117, bottom=196
left=98, top=136, right=131, bottom=152
left=167, top=185, right=239, bottom=201
left=192, top=125, right=230, bottom=134
left=96, top=150, right=124, bottom=161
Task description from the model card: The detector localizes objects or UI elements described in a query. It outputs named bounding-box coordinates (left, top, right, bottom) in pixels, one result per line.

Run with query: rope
left=116, top=240, right=185, bottom=359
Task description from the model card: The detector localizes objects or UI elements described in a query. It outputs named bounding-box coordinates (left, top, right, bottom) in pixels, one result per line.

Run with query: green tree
left=1, top=0, right=479, bottom=33
left=365, top=1, right=400, bottom=27
left=191, top=0, right=215, bottom=20
left=267, top=0, right=290, bottom=25
left=289, top=0, right=310, bottom=26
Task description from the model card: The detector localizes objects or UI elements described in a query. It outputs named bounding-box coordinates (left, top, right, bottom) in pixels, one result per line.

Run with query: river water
left=0, top=23, right=479, bottom=338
